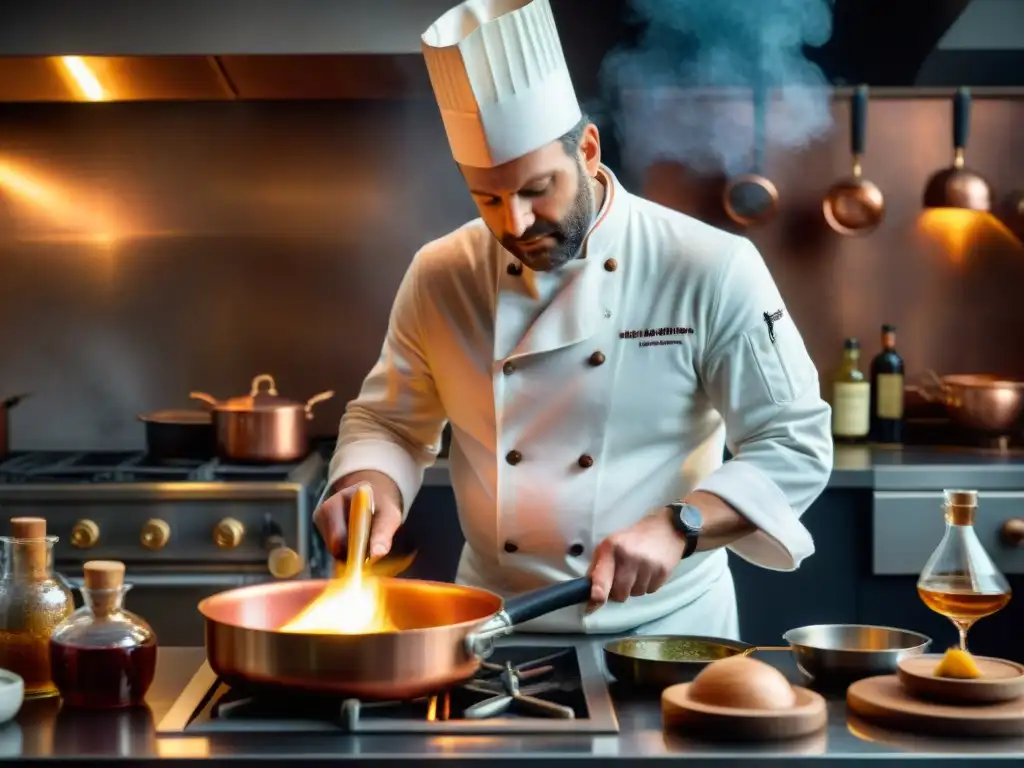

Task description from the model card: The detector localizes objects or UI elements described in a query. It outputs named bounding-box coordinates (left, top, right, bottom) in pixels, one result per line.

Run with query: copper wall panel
left=0, top=97, right=1021, bottom=450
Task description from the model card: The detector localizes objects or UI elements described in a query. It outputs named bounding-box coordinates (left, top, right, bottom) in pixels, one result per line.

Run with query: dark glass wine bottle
left=870, top=324, right=905, bottom=444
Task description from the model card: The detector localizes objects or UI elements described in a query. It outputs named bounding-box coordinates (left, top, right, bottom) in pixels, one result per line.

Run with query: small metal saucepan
left=0, top=394, right=30, bottom=459
left=137, top=409, right=216, bottom=461
left=604, top=624, right=931, bottom=690
left=918, top=371, right=1024, bottom=435
left=190, top=374, right=335, bottom=463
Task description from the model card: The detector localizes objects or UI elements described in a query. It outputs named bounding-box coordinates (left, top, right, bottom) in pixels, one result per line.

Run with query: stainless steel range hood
left=0, top=0, right=457, bottom=102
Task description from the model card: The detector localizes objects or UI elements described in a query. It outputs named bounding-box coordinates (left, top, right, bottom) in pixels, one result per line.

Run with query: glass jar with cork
left=0, top=517, right=74, bottom=698
left=50, top=560, right=158, bottom=708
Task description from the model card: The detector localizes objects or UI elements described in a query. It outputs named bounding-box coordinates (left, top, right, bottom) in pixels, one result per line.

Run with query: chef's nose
left=502, top=197, right=534, bottom=239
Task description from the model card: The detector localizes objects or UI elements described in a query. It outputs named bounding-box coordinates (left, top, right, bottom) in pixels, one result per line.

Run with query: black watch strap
left=667, top=502, right=702, bottom=559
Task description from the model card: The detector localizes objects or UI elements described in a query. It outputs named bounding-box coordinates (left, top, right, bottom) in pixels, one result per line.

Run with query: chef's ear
left=578, top=122, right=601, bottom=177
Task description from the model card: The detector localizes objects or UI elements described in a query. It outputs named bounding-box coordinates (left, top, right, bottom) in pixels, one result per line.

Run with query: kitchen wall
left=0, top=95, right=1022, bottom=450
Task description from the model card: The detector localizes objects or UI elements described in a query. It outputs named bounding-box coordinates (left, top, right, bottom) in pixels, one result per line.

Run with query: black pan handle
left=850, top=84, right=868, bottom=156
left=953, top=86, right=971, bottom=151
left=503, top=577, right=593, bottom=626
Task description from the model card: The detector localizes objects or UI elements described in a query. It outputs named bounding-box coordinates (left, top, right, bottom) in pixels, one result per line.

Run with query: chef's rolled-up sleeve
left=695, top=238, right=833, bottom=570
left=328, top=253, right=446, bottom=517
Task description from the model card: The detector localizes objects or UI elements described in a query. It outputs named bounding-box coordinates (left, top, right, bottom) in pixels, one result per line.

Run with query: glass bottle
left=0, top=517, right=74, bottom=698
left=832, top=337, right=870, bottom=443
left=50, top=560, right=158, bottom=709
left=870, top=324, right=905, bottom=445
left=917, top=490, right=1012, bottom=650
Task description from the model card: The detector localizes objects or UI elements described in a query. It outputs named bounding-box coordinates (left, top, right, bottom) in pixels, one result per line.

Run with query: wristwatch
left=666, top=502, right=703, bottom=559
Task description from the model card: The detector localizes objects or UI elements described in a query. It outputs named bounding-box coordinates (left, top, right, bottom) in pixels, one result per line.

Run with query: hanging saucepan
left=723, top=81, right=779, bottom=227
left=190, top=374, right=335, bottom=463
left=823, top=85, right=885, bottom=236
left=137, top=409, right=216, bottom=461
left=922, top=87, right=992, bottom=212
left=0, top=393, right=30, bottom=459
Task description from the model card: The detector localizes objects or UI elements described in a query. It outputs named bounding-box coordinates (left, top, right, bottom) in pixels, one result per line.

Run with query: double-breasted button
left=504, top=541, right=519, bottom=553
left=578, top=454, right=595, bottom=469
left=568, top=543, right=585, bottom=557
left=588, top=351, right=606, bottom=367
left=604, top=258, right=618, bottom=272
left=502, top=361, right=515, bottom=376
left=507, top=262, right=523, bottom=276
left=506, top=450, right=523, bottom=466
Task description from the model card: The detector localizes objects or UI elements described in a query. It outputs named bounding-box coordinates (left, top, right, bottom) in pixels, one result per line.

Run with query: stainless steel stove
left=157, top=639, right=619, bottom=735
left=0, top=449, right=329, bottom=645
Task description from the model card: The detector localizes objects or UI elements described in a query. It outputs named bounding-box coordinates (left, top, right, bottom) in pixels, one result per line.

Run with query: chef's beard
left=501, top=161, right=595, bottom=273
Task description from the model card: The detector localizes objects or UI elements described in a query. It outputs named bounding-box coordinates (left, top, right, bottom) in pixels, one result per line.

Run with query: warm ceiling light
left=59, top=56, right=106, bottom=101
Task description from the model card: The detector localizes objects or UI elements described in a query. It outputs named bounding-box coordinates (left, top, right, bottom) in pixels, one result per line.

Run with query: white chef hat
left=421, top=0, right=582, bottom=169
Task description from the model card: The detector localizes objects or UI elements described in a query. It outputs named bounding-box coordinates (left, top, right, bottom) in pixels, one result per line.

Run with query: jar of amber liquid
left=50, top=560, right=157, bottom=708
left=0, top=517, right=74, bottom=698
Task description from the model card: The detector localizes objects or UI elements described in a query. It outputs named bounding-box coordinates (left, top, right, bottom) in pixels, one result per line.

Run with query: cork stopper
left=84, top=560, right=126, bottom=590
left=9, top=517, right=48, bottom=576
left=944, top=489, right=978, bottom=525
left=10, top=517, right=47, bottom=539
left=84, top=560, right=126, bottom=616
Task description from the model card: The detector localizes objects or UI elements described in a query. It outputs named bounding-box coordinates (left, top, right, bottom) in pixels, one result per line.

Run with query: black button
left=504, top=541, right=519, bottom=553
left=604, top=258, right=618, bottom=272
left=578, top=454, right=594, bottom=469
left=588, top=351, right=606, bottom=367
left=568, top=543, right=585, bottom=557
left=507, top=263, right=522, bottom=276
left=502, top=361, right=515, bottom=376
left=506, top=450, right=522, bottom=466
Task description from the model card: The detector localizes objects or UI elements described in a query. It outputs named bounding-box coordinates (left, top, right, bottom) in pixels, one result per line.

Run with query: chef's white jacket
left=329, top=165, right=833, bottom=635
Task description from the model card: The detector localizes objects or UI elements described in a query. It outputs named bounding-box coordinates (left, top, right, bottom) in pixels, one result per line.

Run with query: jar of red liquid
left=49, top=560, right=157, bottom=709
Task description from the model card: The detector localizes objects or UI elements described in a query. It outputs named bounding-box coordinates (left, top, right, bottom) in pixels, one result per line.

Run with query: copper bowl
left=922, top=373, right=1024, bottom=434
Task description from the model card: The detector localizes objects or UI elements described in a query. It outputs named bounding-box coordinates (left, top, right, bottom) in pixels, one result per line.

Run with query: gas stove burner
left=160, top=643, right=619, bottom=734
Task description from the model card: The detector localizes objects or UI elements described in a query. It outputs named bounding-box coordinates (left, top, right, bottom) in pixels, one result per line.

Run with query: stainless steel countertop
left=425, top=446, right=1024, bottom=491
left=4, top=639, right=1023, bottom=765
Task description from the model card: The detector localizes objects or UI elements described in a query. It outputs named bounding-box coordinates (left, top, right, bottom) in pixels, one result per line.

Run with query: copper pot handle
left=250, top=374, right=279, bottom=397
left=189, top=391, right=219, bottom=408
left=304, top=390, right=336, bottom=419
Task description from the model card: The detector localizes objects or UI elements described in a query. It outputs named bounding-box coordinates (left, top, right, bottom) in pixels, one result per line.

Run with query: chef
left=314, top=0, right=833, bottom=638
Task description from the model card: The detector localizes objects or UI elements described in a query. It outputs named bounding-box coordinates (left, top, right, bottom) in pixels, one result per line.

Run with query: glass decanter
left=50, top=560, right=158, bottom=709
left=0, top=517, right=74, bottom=698
left=917, top=490, right=1012, bottom=651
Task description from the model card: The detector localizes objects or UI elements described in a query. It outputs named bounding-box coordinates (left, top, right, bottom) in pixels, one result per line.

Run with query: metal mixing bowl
left=783, top=624, right=932, bottom=685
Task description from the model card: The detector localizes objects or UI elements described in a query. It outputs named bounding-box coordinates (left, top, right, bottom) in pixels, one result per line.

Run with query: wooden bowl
left=661, top=682, right=827, bottom=741
left=897, top=655, right=1024, bottom=705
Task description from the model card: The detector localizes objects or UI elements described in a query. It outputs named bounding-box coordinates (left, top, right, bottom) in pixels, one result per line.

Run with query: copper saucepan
left=199, top=575, right=593, bottom=700
left=918, top=371, right=1024, bottom=434
left=190, top=374, right=334, bottom=462
left=723, top=81, right=779, bottom=228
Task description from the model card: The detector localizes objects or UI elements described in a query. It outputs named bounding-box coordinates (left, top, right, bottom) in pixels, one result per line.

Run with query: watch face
left=680, top=504, right=703, bottom=531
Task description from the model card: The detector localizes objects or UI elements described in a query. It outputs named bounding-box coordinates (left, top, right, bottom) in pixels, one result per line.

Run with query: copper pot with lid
left=190, top=375, right=334, bottom=463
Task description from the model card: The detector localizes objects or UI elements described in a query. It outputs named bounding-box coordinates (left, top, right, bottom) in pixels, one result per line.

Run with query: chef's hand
left=312, top=472, right=403, bottom=561
left=587, top=508, right=686, bottom=610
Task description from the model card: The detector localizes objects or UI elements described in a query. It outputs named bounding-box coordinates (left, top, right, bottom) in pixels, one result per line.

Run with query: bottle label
left=833, top=381, right=870, bottom=437
left=876, top=373, right=904, bottom=419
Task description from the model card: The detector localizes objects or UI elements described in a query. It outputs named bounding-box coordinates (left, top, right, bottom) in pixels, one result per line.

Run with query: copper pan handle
left=344, top=484, right=374, bottom=575
left=304, top=390, right=336, bottom=419
left=189, top=392, right=219, bottom=408
left=250, top=374, right=279, bottom=396
left=916, top=369, right=947, bottom=403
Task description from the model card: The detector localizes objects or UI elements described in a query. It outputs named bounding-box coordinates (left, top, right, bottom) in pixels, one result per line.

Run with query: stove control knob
left=213, top=518, right=245, bottom=549
left=140, top=518, right=171, bottom=551
left=71, top=519, right=100, bottom=549
left=268, top=544, right=304, bottom=579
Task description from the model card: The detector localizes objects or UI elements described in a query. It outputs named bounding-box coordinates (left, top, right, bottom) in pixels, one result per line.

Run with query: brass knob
left=70, top=519, right=100, bottom=549
left=268, top=546, right=304, bottom=579
left=213, top=518, right=245, bottom=549
left=140, top=518, right=171, bottom=551
left=1001, top=518, right=1024, bottom=547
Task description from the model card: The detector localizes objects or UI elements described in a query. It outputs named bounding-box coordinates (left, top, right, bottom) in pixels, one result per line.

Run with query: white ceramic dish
left=0, top=670, right=24, bottom=724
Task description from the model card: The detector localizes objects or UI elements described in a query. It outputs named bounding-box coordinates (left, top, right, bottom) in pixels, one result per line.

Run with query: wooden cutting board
left=847, top=675, right=1024, bottom=737
left=662, top=683, right=827, bottom=741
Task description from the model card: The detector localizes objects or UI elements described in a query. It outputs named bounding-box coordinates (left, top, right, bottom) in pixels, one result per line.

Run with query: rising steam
left=596, top=0, right=836, bottom=176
